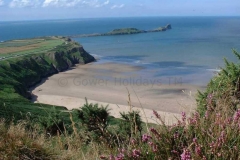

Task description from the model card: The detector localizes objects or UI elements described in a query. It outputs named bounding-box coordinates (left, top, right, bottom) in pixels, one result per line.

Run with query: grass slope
left=0, top=37, right=64, bottom=59
left=0, top=37, right=95, bottom=129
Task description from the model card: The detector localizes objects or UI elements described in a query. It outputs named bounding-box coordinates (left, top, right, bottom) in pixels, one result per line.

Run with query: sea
left=1, top=17, right=240, bottom=85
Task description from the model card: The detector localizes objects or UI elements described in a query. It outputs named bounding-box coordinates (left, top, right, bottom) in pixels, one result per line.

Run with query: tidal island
left=70, top=24, right=172, bottom=38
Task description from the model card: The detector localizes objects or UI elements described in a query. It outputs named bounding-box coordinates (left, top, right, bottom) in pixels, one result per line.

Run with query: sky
left=0, top=0, right=239, bottom=21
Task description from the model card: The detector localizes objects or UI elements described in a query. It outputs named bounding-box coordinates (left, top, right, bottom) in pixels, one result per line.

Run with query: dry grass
left=0, top=118, right=109, bottom=160
left=0, top=120, right=56, bottom=160
left=0, top=44, right=40, bottom=54
left=0, top=38, right=63, bottom=55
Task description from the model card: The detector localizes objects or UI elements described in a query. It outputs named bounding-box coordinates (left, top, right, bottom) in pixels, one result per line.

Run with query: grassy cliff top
left=0, top=36, right=68, bottom=60
left=111, top=28, right=142, bottom=33
left=106, top=28, right=143, bottom=35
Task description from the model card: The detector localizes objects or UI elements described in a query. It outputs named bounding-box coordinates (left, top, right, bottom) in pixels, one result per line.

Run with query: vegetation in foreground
left=0, top=50, right=240, bottom=159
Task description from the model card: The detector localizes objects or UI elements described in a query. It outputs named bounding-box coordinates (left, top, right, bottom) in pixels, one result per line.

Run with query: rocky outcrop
left=165, top=24, right=172, bottom=29
left=149, top=24, right=172, bottom=32
left=0, top=40, right=95, bottom=99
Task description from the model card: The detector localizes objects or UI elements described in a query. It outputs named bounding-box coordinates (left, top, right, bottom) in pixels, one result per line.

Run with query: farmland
left=0, top=36, right=64, bottom=59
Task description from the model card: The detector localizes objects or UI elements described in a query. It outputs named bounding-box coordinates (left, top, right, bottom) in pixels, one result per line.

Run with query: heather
left=0, top=50, right=240, bottom=159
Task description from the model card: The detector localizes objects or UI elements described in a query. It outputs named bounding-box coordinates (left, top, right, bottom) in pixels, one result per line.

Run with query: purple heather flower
left=174, top=132, right=179, bottom=140
left=182, top=112, right=186, bottom=122
left=215, top=113, right=221, bottom=123
left=171, top=150, right=179, bottom=154
left=115, top=153, right=124, bottom=160
left=193, top=138, right=197, bottom=144
left=209, top=141, right=215, bottom=149
left=118, top=148, right=125, bottom=153
left=148, top=141, right=153, bottom=146
left=188, top=117, right=196, bottom=125
left=100, top=155, right=107, bottom=159
left=142, top=134, right=152, bottom=142
left=180, top=149, right=191, bottom=160
left=204, top=110, right=209, bottom=119
left=132, top=149, right=141, bottom=158
left=234, top=109, right=240, bottom=123
left=131, top=138, right=137, bottom=145
left=152, top=144, right=158, bottom=152
left=208, top=93, right=213, bottom=98
left=207, top=93, right=213, bottom=104
left=195, top=146, right=201, bottom=156
left=109, top=155, right=114, bottom=160
left=153, top=110, right=160, bottom=118
left=194, top=112, right=200, bottom=120
left=150, top=128, right=159, bottom=136
left=226, top=117, right=233, bottom=124
left=218, top=131, right=226, bottom=144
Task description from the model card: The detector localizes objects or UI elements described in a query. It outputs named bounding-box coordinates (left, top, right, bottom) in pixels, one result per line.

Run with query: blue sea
left=1, top=17, right=240, bottom=85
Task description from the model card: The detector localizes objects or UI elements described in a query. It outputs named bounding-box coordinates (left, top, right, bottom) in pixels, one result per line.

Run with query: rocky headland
left=70, top=24, right=172, bottom=38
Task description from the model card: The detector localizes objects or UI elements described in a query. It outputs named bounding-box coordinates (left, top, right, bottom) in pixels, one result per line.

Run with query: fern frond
left=224, top=58, right=230, bottom=67
left=232, top=49, right=240, bottom=61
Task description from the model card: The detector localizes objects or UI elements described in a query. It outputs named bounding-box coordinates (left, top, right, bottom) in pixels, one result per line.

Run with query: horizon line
left=1, top=15, right=240, bottom=22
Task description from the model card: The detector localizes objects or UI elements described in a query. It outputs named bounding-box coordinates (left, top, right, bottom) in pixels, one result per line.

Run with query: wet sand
left=31, top=62, right=205, bottom=124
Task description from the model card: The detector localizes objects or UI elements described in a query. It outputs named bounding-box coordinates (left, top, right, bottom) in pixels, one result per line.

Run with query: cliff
left=0, top=38, right=95, bottom=121
left=1, top=39, right=95, bottom=97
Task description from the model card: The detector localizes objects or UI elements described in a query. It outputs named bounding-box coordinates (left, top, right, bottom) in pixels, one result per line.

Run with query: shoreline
left=33, top=95, right=182, bottom=124
left=31, top=61, right=206, bottom=124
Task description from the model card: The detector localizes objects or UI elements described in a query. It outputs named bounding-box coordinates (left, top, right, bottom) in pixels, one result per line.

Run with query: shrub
left=76, top=99, right=110, bottom=143
left=119, top=111, right=143, bottom=139
left=197, top=49, right=240, bottom=115
left=109, top=109, right=240, bottom=160
left=37, top=107, right=64, bottom=135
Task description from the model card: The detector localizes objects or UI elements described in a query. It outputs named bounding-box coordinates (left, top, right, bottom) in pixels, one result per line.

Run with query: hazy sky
left=0, top=0, right=239, bottom=21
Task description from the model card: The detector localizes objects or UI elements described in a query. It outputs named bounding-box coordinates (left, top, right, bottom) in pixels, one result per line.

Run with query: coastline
left=31, top=61, right=206, bottom=124
left=33, top=95, right=182, bottom=124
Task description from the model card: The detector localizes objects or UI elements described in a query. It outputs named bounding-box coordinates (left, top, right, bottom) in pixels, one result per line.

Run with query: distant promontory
left=69, top=24, right=172, bottom=38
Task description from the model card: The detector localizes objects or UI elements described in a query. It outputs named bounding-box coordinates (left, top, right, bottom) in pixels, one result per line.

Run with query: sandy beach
left=31, top=62, right=205, bottom=124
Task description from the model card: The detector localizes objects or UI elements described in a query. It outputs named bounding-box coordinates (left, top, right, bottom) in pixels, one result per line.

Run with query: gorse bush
left=37, top=107, right=64, bottom=135
left=197, top=49, right=240, bottom=115
left=77, top=99, right=110, bottom=132
left=119, top=111, right=143, bottom=139
left=75, top=99, right=143, bottom=148
left=76, top=99, right=110, bottom=143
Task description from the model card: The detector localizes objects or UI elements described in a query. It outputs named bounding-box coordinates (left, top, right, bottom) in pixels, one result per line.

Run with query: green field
left=0, top=36, right=64, bottom=59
